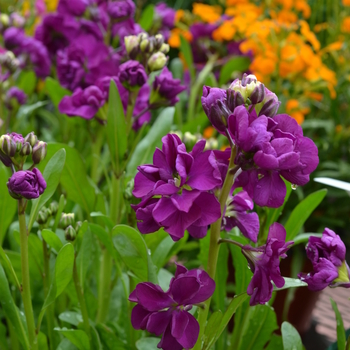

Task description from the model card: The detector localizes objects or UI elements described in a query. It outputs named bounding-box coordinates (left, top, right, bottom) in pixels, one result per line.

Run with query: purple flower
left=242, top=223, right=293, bottom=305
left=57, top=0, right=88, bottom=17
left=151, top=67, right=186, bottom=107
left=3, top=27, right=25, bottom=50
left=190, top=23, right=218, bottom=40
left=230, top=106, right=319, bottom=208
left=129, top=264, right=215, bottom=350
left=298, top=228, right=350, bottom=291
left=112, top=18, right=143, bottom=42
left=118, top=60, right=147, bottom=89
left=222, top=191, right=260, bottom=242
left=132, top=134, right=222, bottom=241
left=108, top=0, right=135, bottom=20
left=201, top=86, right=230, bottom=133
left=155, top=3, right=176, bottom=29
left=58, top=85, right=106, bottom=119
left=5, top=87, right=27, bottom=109
left=7, top=168, right=47, bottom=200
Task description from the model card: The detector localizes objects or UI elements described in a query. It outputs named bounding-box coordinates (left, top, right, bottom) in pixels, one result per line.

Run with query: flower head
left=108, top=0, right=135, bottom=20
left=242, top=222, right=293, bottom=305
left=298, top=228, right=350, bottom=291
left=118, top=60, right=147, bottom=89
left=5, top=87, right=27, bottom=109
left=132, top=134, right=222, bottom=241
left=7, top=168, right=47, bottom=200
left=129, top=264, right=215, bottom=350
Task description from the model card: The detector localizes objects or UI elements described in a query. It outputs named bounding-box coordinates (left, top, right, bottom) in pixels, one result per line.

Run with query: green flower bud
left=59, top=213, right=75, bottom=230
left=65, top=225, right=76, bottom=241
left=140, top=38, right=154, bottom=53
left=48, top=201, right=59, bottom=216
left=159, top=43, right=170, bottom=54
left=183, top=132, right=198, bottom=149
left=36, top=208, right=49, bottom=225
left=24, top=132, right=38, bottom=147
left=32, top=141, right=47, bottom=164
left=154, top=34, right=164, bottom=49
left=148, top=52, right=168, bottom=72
left=19, top=142, right=32, bottom=156
left=0, top=14, right=10, bottom=27
left=75, top=221, right=83, bottom=234
left=124, top=35, right=140, bottom=55
left=0, top=135, right=16, bottom=157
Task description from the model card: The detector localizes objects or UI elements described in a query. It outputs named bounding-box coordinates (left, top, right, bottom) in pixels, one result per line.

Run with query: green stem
left=7, top=316, right=20, bottom=350
left=193, top=146, right=237, bottom=350
left=96, top=248, right=113, bottom=323
left=125, top=91, right=138, bottom=135
left=90, top=125, right=105, bottom=184
left=18, top=199, right=37, bottom=350
left=42, top=241, right=55, bottom=350
left=72, top=258, right=91, bottom=339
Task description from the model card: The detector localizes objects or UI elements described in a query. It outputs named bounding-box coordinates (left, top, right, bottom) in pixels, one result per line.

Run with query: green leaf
left=96, top=324, right=126, bottom=350
left=219, top=57, right=251, bottom=86
left=38, top=332, right=49, bottom=350
left=55, top=328, right=90, bottom=350
left=127, top=107, right=174, bottom=176
left=59, top=311, right=82, bottom=326
left=285, top=189, right=327, bottom=241
left=180, top=35, right=195, bottom=81
left=203, top=311, right=223, bottom=350
left=274, top=278, right=307, bottom=291
left=152, top=235, right=175, bottom=269
left=28, top=148, right=66, bottom=231
left=76, top=229, right=93, bottom=287
left=90, top=212, right=115, bottom=231
left=265, top=334, right=283, bottom=350
left=0, top=264, right=30, bottom=350
left=138, top=4, right=154, bottom=31
left=330, top=298, right=346, bottom=350
left=38, top=244, right=75, bottom=328
left=136, top=337, right=160, bottom=350
left=17, top=101, right=47, bottom=119
left=0, top=167, right=17, bottom=244
left=89, top=223, right=117, bottom=260
left=17, top=70, right=37, bottom=95
left=45, top=77, right=71, bottom=109
left=106, top=80, right=127, bottom=173
left=41, top=229, right=64, bottom=253
left=239, top=305, right=278, bottom=350
left=112, top=225, right=149, bottom=281
left=0, top=246, right=21, bottom=291
left=292, top=233, right=322, bottom=246
left=281, top=321, right=303, bottom=350
left=38, top=143, right=95, bottom=214
left=213, top=243, right=228, bottom=312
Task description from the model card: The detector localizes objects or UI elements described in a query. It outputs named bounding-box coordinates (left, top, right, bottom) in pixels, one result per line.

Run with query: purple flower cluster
left=298, top=228, right=350, bottom=291
left=154, top=3, right=176, bottom=40
left=132, top=133, right=222, bottom=241
left=242, top=223, right=293, bottom=305
left=130, top=264, right=215, bottom=350
left=5, top=87, right=27, bottom=109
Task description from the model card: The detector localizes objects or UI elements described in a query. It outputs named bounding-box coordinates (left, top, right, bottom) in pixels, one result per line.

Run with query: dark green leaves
left=180, top=35, right=195, bottom=81
left=106, top=80, right=127, bottom=174
left=219, top=57, right=251, bottom=86
left=281, top=321, right=303, bottom=350
left=45, top=78, right=71, bottom=109
left=55, top=329, right=90, bottom=350
left=41, top=229, right=63, bottom=253
left=285, top=189, right=327, bottom=241
left=138, top=4, right=154, bottom=31
left=28, top=148, right=66, bottom=231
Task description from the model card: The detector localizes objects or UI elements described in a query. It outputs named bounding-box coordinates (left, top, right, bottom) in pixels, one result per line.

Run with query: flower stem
left=72, top=257, right=91, bottom=339
left=18, top=199, right=37, bottom=350
left=90, top=125, right=105, bottom=184
left=193, top=146, right=237, bottom=350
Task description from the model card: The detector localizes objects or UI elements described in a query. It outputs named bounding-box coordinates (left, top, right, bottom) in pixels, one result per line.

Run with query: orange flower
left=300, top=20, right=320, bottom=51
left=341, top=17, right=350, bottom=33
left=295, top=0, right=311, bottom=18
left=212, top=19, right=236, bottom=42
left=304, top=92, right=323, bottom=101
left=175, top=10, right=185, bottom=22
left=226, top=0, right=249, bottom=5
left=343, top=0, right=350, bottom=5
left=203, top=126, right=215, bottom=139
left=192, top=3, right=222, bottom=23
left=290, top=111, right=305, bottom=124
left=314, top=22, right=328, bottom=32
left=319, top=41, right=343, bottom=55
left=286, top=99, right=299, bottom=110
left=168, top=29, right=193, bottom=48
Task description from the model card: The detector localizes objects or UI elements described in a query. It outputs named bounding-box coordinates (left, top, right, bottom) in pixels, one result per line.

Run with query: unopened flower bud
left=154, top=34, right=164, bottom=49
left=0, top=135, right=16, bottom=157
left=32, top=141, right=47, bottom=164
left=226, top=89, right=245, bottom=112
left=60, top=213, right=75, bottom=229
left=124, top=35, right=140, bottom=54
left=205, top=137, right=219, bottom=150
left=159, top=43, right=170, bottom=54
left=256, top=88, right=280, bottom=117
left=10, top=13, right=25, bottom=28
left=140, top=38, right=154, bottom=53
left=183, top=132, right=198, bottom=149
left=138, top=33, right=148, bottom=41
left=241, top=74, right=258, bottom=86
left=48, top=201, right=59, bottom=216
left=148, top=52, right=167, bottom=72
left=65, top=225, right=76, bottom=241
left=36, top=208, right=49, bottom=225
left=75, top=221, right=83, bottom=234
left=0, top=14, right=10, bottom=27
left=19, top=142, right=32, bottom=156
left=250, top=83, right=265, bottom=104
left=24, top=132, right=38, bottom=147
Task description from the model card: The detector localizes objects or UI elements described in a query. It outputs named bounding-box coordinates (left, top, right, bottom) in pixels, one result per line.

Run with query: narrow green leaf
left=292, top=233, right=322, bottom=246
left=219, top=57, right=251, bottom=86
left=112, top=225, right=149, bottom=281
left=96, top=324, right=127, bottom=350
left=265, top=334, right=283, bottom=350
left=281, top=321, right=303, bottom=350
left=76, top=229, right=93, bottom=287
left=41, top=229, right=64, bottom=253
left=274, top=278, right=307, bottom=291
left=17, top=70, right=37, bottom=95
left=285, top=189, right=327, bottom=241
left=28, top=149, right=66, bottom=231
left=55, top=328, right=90, bottom=350
left=17, top=101, right=47, bottom=119
left=0, top=246, right=21, bottom=291
left=152, top=236, right=175, bottom=269
left=136, top=338, right=160, bottom=350
left=90, top=212, right=115, bottom=231
left=127, top=107, right=174, bottom=176
left=213, top=243, right=228, bottom=313
left=330, top=298, right=346, bottom=350
left=107, top=80, right=127, bottom=172
left=89, top=223, right=117, bottom=260
left=58, top=311, right=82, bottom=326
left=202, top=311, right=223, bottom=350
left=138, top=4, right=154, bottom=31
left=0, top=264, right=30, bottom=350
left=45, top=77, right=71, bottom=109
left=0, top=167, right=17, bottom=244
left=180, top=35, right=195, bottom=81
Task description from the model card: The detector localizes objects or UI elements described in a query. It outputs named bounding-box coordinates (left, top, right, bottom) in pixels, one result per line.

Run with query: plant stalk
left=193, top=146, right=237, bottom=350
left=18, top=199, right=38, bottom=350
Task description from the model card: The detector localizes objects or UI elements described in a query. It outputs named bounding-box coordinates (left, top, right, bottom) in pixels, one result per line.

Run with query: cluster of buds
left=0, top=132, right=47, bottom=169
left=0, top=13, right=25, bottom=32
left=0, top=50, right=20, bottom=74
left=59, top=213, right=82, bottom=241
left=201, top=74, right=281, bottom=134
left=36, top=201, right=59, bottom=225
left=124, top=33, right=169, bottom=72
